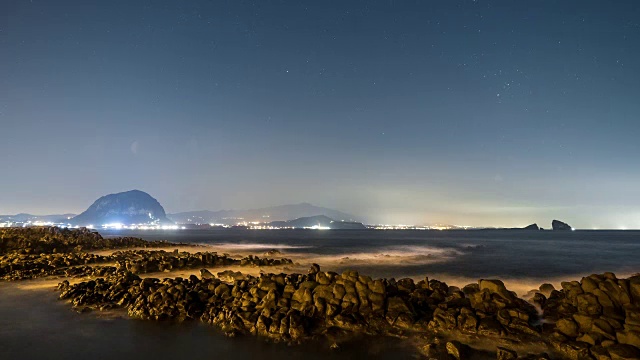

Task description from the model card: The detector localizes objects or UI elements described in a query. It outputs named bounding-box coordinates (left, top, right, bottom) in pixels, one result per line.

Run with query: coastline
left=2, top=227, right=640, bottom=359
left=0, top=283, right=418, bottom=360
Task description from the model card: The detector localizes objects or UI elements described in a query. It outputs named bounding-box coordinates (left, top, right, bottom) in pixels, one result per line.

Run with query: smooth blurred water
left=102, top=229, right=640, bottom=283
left=0, top=285, right=418, bottom=360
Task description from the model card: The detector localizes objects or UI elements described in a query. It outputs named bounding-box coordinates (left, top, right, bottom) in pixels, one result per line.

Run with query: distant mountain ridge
left=71, top=190, right=172, bottom=226
left=0, top=213, right=76, bottom=224
left=268, top=215, right=366, bottom=229
left=168, top=203, right=361, bottom=225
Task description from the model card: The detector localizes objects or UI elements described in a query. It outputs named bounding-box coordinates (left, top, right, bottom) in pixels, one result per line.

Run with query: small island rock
left=552, top=220, right=573, bottom=231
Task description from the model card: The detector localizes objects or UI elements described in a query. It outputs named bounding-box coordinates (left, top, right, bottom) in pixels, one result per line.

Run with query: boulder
left=616, top=330, right=640, bottom=349
left=573, top=314, right=596, bottom=333
left=576, top=332, right=603, bottom=346
left=308, top=263, right=320, bottom=275
left=457, top=308, right=479, bottom=333
left=592, top=319, right=617, bottom=340
left=479, top=279, right=516, bottom=302
left=445, top=341, right=467, bottom=360
left=551, top=339, right=591, bottom=360
left=581, top=275, right=601, bottom=293
left=607, top=344, right=640, bottom=360
left=386, top=296, right=412, bottom=320
left=577, top=293, right=603, bottom=316
left=600, top=279, right=632, bottom=308
left=478, top=317, right=503, bottom=337
left=462, top=283, right=480, bottom=296
left=368, top=279, right=385, bottom=294
left=539, top=283, right=556, bottom=297
left=497, top=347, right=518, bottom=360
left=626, top=308, right=640, bottom=328
left=590, top=346, right=612, bottom=360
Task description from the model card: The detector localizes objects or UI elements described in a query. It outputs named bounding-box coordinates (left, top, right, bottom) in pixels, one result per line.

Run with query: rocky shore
left=0, top=227, right=293, bottom=281
left=2, top=228, right=640, bottom=359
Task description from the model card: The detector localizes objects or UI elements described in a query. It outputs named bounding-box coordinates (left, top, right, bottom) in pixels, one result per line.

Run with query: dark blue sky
left=2, top=1, right=639, bottom=228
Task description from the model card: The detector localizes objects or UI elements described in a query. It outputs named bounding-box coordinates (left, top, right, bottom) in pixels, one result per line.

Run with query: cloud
left=130, top=141, right=139, bottom=155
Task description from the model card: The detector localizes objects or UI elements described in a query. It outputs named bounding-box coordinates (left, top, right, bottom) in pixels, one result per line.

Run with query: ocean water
left=102, top=229, right=640, bottom=288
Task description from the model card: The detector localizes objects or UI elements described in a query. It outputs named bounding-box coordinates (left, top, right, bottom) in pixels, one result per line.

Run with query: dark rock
left=590, top=345, right=612, bottom=360
left=607, top=344, right=640, bottom=360
left=308, top=263, right=320, bottom=275
left=445, top=341, right=467, bottom=360
left=478, top=279, right=517, bottom=302
left=552, top=220, right=573, bottom=231
left=572, top=314, right=596, bottom=333
left=496, top=347, right=518, bottom=360
left=200, top=269, right=215, bottom=279
left=478, top=317, right=504, bottom=337
left=551, top=339, right=591, bottom=360
left=556, top=318, right=580, bottom=338
left=539, top=283, right=556, bottom=297
left=616, top=330, right=640, bottom=349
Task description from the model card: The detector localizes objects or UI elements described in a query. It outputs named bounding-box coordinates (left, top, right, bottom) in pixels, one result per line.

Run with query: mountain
left=168, top=203, right=361, bottom=225
left=523, top=223, right=541, bottom=230
left=71, top=190, right=172, bottom=226
left=552, top=220, right=573, bottom=231
left=268, top=215, right=366, bottom=229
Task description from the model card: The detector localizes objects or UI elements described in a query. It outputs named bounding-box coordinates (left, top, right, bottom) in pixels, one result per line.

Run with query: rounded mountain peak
left=71, top=190, right=171, bottom=226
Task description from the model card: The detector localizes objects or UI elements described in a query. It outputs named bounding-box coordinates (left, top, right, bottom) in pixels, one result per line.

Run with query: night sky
left=2, top=1, right=640, bottom=228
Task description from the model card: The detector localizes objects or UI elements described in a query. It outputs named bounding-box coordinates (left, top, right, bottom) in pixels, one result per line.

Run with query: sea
left=103, top=229, right=640, bottom=286
left=1, top=229, right=639, bottom=359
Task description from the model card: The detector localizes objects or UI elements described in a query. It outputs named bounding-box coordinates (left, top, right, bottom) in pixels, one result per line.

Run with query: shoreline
left=2, top=227, right=640, bottom=359
left=0, top=283, right=418, bottom=360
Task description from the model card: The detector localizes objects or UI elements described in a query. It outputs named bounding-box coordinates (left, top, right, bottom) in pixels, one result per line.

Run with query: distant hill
left=0, top=213, right=76, bottom=224
left=168, top=203, right=361, bottom=225
left=522, top=223, right=541, bottom=230
left=71, top=190, right=172, bottom=226
left=268, top=215, right=366, bottom=229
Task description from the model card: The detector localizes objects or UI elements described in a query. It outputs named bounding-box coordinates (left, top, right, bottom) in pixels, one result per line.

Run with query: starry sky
left=2, top=1, right=640, bottom=228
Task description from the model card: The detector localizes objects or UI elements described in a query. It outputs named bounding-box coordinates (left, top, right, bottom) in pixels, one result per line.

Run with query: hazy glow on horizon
left=1, top=1, right=640, bottom=229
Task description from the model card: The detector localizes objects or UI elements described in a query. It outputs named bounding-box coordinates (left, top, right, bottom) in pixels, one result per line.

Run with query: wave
left=199, top=243, right=314, bottom=250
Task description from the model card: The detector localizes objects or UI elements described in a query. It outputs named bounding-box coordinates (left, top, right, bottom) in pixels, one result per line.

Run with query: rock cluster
left=111, top=250, right=292, bottom=275
left=538, top=272, right=640, bottom=359
left=0, top=227, right=175, bottom=254
left=57, top=264, right=550, bottom=356
left=0, top=228, right=292, bottom=281
left=56, top=266, right=640, bottom=359
left=0, top=249, right=292, bottom=281
left=0, top=252, right=110, bottom=280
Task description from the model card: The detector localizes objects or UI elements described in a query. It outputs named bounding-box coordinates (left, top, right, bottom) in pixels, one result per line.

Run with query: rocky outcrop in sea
left=552, top=220, right=573, bottom=231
